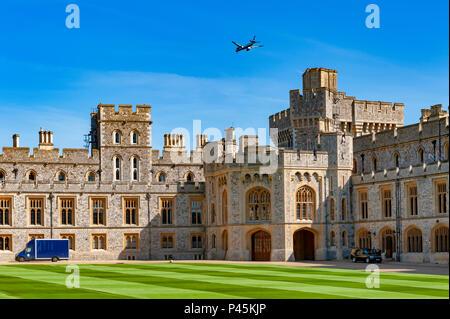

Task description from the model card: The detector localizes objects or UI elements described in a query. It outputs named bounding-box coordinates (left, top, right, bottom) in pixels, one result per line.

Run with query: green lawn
left=0, top=262, right=448, bottom=299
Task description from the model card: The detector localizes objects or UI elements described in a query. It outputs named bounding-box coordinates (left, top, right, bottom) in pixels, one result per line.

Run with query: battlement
left=302, top=67, right=337, bottom=92
left=354, top=108, right=449, bottom=152
left=97, top=103, right=152, bottom=122
left=0, top=147, right=99, bottom=163
left=269, top=108, right=290, bottom=129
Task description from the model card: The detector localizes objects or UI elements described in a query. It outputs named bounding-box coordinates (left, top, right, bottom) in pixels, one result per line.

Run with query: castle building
left=0, top=68, right=448, bottom=263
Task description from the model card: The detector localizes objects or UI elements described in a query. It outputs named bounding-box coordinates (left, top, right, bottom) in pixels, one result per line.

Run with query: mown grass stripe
left=197, top=263, right=448, bottom=283
left=0, top=273, right=118, bottom=299
left=149, top=263, right=448, bottom=291
left=79, top=264, right=349, bottom=299
left=84, top=264, right=444, bottom=299
left=108, top=263, right=448, bottom=298
left=1, top=266, right=236, bottom=299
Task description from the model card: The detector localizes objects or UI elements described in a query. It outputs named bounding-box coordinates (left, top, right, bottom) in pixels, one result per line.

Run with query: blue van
left=16, top=239, right=69, bottom=262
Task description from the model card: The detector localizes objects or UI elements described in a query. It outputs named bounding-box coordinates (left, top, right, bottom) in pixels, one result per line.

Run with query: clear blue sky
left=0, top=0, right=448, bottom=152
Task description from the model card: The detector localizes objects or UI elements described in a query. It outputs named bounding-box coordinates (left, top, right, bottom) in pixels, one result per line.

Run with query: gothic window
left=296, top=186, right=315, bottom=220
left=210, top=203, right=216, bottom=224
left=124, top=234, right=139, bottom=249
left=342, top=230, right=348, bottom=247
left=92, top=234, right=106, bottom=250
left=372, top=156, right=377, bottom=172
left=359, top=190, right=368, bottom=219
left=0, top=170, right=5, bottom=181
left=436, top=181, right=447, bottom=214
left=191, top=199, right=203, bottom=225
left=382, top=187, right=392, bottom=218
left=161, top=233, right=174, bottom=249
left=394, top=152, right=400, bottom=168
left=86, top=171, right=95, bottom=182
left=329, top=198, right=335, bottom=221
left=433, top=225, right=449, bottom=253
left=418, top=147, right=424, bottom=164
left=131, top=156, right=139, bottom=181
left=114, top=156, right=121, bottom=181
left=247, top=187, right=271, bottom=221
left=0, top=197, right=11, bottom=226
left=57, top=171, right=66, bottom=182
left=406, top=227, right=423, bottom=253
left=407, top=184, right=418, bottom=216
left=211, top=233, right=216, bottom=249
left=186, top=172, right=194, bottom=183
left=114, top=131, right=121, bottom=144
left=161, top=198, right=173, bottom=225
left=28, top=198, right=43, bottom=226
left=329, top=230, right=336, bottom=246
left=131, top=131, right=139, bottom=145
left=0, top=235, right=12, bottom=251
left=157, top=172, right=166, bottom=183
left=191, top=233, right=203, bottom=249
left=26, top=170, right=36, bottom=181
left=358, top=230, right=371, bottom=249
left=341, top=198, right=347, bottom=220
left=222, top=190, right=228, bottom=224
left=124, top=198, right=138, bottom=225
left=59, top=198, right=74, bottom=225
left=91, top=198, right=106, bottom=225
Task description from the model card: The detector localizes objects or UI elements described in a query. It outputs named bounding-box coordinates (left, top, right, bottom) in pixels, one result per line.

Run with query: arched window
left=372, top=156, right=377, bottom=172
left=329, top=198, right=335, bottom=220
left=114, top=157, right=121, bottom=181
left=157, top=172, right=166, bottom=183
left=26, top=170, right=36, bottom=181
left=222, top=230, right=228, bottom=251
left=186, top=172, right=194, bottom=183
left=406, top=227, right=423, bottom=253
left=87, top=171, right=95, bottom=182
left=418, top=147, right=424, bottom=164
left=247, top=187, right=271, bottom=221
left=210, top=203, right=216, bottom=224
left=352, top=159, right=357, bottom=174
left=358, top=230, right=371, bottom=249
left=57, top=171, right=66, bottom=182
left=341, top=198, right=347, bottom=220
left=131, top=156, right=139, bottom=181
left=211, top=233, right=216, bottom=249
left=433, top=225, right=449, bottom=253
left=0, top=170, right=5, bottom=181
left=131, top=131, right=138, bottom=144
left=114, top=131, right=121, bottom=144
left=222, top=189, right=228, bottom=224
left=296, top=186, right=315, bottom=220
left=329, top=230, right=336, bottom=246
left=342, top=230, right=348, bottom=247
left=394, top=152, right=399, bottom=168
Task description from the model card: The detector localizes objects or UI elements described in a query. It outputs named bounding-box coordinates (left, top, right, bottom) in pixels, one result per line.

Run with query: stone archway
left=293, top=229, right=315, bottom=260
left=251, top=230, right=271, bottom=261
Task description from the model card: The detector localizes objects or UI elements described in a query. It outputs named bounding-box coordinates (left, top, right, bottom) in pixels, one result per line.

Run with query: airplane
left=232, top=35, right=264, bottom=52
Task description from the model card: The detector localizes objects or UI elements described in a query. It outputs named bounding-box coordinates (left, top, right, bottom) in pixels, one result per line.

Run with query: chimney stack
left=12, top=134, right=20, bottom=147
left=38, top=128, right=54, bottom=150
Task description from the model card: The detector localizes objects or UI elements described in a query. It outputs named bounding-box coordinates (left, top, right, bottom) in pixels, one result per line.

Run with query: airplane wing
left=232, top=41, right=244, bottom=48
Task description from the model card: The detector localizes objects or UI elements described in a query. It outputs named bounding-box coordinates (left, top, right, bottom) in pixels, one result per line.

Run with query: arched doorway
left=380, top=228, right=396, bottom=258
left=251, top=230, right=271, bottom=261
left=293, top=229, right=315, bottom=260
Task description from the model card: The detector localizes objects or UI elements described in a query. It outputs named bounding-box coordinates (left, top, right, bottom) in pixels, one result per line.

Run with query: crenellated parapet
left=97, top=103, right=152, bottom=122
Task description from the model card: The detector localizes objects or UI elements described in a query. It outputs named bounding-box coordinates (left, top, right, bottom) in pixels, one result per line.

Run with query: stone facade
left=0, top=67, right=448, bottom=263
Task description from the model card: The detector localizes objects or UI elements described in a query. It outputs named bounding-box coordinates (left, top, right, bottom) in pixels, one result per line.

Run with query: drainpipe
left=49, top=193, right=54, bottom=238
left=146, top=193, right=151, bottom=260
left=395, top=179, right=401, bottom=261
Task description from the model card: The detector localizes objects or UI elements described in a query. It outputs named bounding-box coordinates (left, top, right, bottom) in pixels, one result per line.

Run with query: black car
left=350, top=248, right=382, bottom=263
